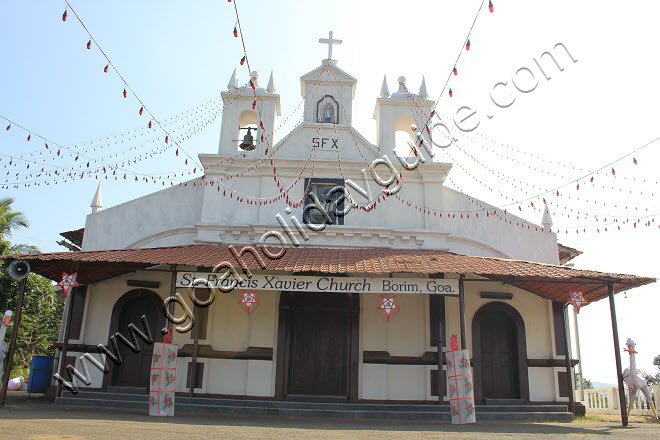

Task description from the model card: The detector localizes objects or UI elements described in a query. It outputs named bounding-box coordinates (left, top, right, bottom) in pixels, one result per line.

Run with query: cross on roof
left=319, top=31, right=342, bottom=60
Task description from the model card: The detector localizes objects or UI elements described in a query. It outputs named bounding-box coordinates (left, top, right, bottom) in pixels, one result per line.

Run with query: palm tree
left=0, top=197, right=29, bottom=240
left=0, top=198, right=39, bottom=255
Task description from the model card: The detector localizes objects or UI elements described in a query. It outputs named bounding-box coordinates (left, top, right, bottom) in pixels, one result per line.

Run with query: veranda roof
left=1, top=244, right=654, bottom=305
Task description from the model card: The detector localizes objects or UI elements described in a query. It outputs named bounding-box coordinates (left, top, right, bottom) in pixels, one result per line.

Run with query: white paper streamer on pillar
left=444, top=334, right=476, bottom=424
left=149, top=342, right=178, bottom=416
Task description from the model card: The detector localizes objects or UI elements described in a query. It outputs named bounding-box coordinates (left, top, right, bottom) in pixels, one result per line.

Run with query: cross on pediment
left=319, top=31, right=342, bottom=60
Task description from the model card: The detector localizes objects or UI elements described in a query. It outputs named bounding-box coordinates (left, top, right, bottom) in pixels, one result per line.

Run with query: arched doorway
left=106, top=289, right=164, bottom=389
left=472, top=302, right=529, bottom=402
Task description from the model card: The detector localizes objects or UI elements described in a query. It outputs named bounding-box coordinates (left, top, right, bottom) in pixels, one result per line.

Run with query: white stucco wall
left=66, top=59, right=569, bottom=401
left=64, top=271, right=278, bottom=396
left=82, top=183, right=204, bottom=251
left=65, top=271, right=566, bottom=402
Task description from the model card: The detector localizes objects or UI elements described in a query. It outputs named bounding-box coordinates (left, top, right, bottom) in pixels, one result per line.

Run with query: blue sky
left=1, top=1, right=660, bottom=384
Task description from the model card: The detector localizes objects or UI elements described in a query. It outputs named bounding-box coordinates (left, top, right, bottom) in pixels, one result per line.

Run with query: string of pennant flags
left=0, top=108, right=220, bottom=188
left=3, top=1, right=655, bottom=234
left=1, top=96, right=221, bottom=160
left=0, top=104, right=220, bottom=179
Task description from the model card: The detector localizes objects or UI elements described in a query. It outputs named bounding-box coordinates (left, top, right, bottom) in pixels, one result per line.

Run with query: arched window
left=316, top=95, right=339, bottom=124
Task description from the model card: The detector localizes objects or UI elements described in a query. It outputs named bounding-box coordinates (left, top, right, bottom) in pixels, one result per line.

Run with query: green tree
left=0, top=198, right=39, bottom=255
left=0, top=198, right=29, bottom=240
left=576, top=376, right=594, bottom=390
left=0, top=198, right=65, bottom=378
left=644, top=355, right=660, bottom=385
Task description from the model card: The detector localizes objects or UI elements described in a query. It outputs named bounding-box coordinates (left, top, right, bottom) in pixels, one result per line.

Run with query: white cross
left=319, top=31, right=342, bottom=60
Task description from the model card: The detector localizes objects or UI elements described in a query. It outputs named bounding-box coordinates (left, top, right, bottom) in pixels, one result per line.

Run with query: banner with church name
left=176, top=272, right=459, bottom=296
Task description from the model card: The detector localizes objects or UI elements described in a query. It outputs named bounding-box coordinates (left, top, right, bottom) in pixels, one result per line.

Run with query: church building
left=3, top=34, right=653, bottom=421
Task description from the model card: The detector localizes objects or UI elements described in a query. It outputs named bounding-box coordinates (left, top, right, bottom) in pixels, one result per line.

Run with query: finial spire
left=266, top=71, right=276, bottom=93
left=418, top=76, right=428, bottom=100
left=91, top=182, right=103, bottom=214
left=542, top=203, right=553, bottom=230
left=380, top=75, right=390, bottom=98
left=228, top=68, right=237, bottom=90
left=319, top=31, right=343, bottom=60
left=396, top=76, right=408, bottom=94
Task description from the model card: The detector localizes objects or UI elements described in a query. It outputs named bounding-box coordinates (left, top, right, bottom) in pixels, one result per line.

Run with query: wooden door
left=286, top=293, right=349, bottom=396
left=112, top=295, right=160, bottom=388
left=479, top=310, right=519, bottom=398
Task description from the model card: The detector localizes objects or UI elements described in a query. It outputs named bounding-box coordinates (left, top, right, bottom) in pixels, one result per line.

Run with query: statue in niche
left=321, top=103, right=335, bottom=123
left=317, top=95, right=339, bottom=124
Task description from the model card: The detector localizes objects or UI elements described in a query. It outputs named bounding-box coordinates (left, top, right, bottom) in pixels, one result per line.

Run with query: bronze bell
left=239, top=127, right=256, bottom=151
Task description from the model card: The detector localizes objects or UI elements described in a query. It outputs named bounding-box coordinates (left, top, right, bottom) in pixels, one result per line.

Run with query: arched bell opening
left=393, top=115, right=418, bottom=158
left=237, top=110, right=259, bottom=152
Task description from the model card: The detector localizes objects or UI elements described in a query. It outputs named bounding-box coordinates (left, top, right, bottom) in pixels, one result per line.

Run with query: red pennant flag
left=62, top=9, right=67, bottom=21
left=252, top=100, right=256, bottom=109
left=489, top=0, right=494, bottom=13
left=449, top=88, right=453, bottom=97
left=87, top=40, right=92, bottom=49
left=165, top=136, right=169, bottom=143
left=453, top=66, right=458, bottom=75
left=148, top=121, right=152, bottom=128
left=466, top=39, right=471, bottom=50
left=5, top=124, right=10, bottom=131
left=123, top=88, right=127, bottom=98
left=240, top=56, right=246, bottom=65
left=27, top=134, right=31, bottom=141
left=104, top=64, right=109, bottom=73
left=139, top=106, right=144, bottom=115
left=233, top=26, right=238, bottom=37
left=633, top=157, right=638, bottom=165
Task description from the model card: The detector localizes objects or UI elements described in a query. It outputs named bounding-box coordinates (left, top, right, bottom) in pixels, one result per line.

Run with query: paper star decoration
left=238, top=291, right=260, bottom=314
left=568, top=290, right=588, bottom=313
left=57, top=272, right=79, bottom=298
left=377, top=295, right=400, bottom=322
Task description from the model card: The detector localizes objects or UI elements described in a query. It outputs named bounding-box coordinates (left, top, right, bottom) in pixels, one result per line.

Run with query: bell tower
left=218, top=69, right=281, bottom=156
left=373, top=75, right=434, bottom=158
left=300, top=32, right=356, bottom=127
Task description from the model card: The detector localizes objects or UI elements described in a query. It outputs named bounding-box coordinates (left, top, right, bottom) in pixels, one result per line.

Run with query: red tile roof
left=1, top=244, right=654, bottom=305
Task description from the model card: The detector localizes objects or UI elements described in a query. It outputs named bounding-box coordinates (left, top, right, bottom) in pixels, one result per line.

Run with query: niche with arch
left=316, top=95, right=339, bottom=124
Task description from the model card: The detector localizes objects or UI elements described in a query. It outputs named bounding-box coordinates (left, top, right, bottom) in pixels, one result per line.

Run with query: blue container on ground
left=28, top=356, right=53, bottom=393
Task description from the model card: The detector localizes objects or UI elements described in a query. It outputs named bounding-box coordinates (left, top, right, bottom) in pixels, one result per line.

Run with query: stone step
left=484, top=398, right=525, bottom=406
left=62, top=390, right=148, bottom=402
left=61, top=390, right=568, bottom=413
left=284, top=394, right=348, bottom=403
left=56, top=394, right=573, bottom=422
left=105, top=386, right=148, bottom=394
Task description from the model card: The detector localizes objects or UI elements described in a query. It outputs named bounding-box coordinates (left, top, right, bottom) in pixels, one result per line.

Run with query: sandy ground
left=0, top=393, right=658, bottom=440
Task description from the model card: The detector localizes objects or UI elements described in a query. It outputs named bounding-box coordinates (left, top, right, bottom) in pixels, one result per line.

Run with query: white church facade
left=3, top=36, right=653, bottom=420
